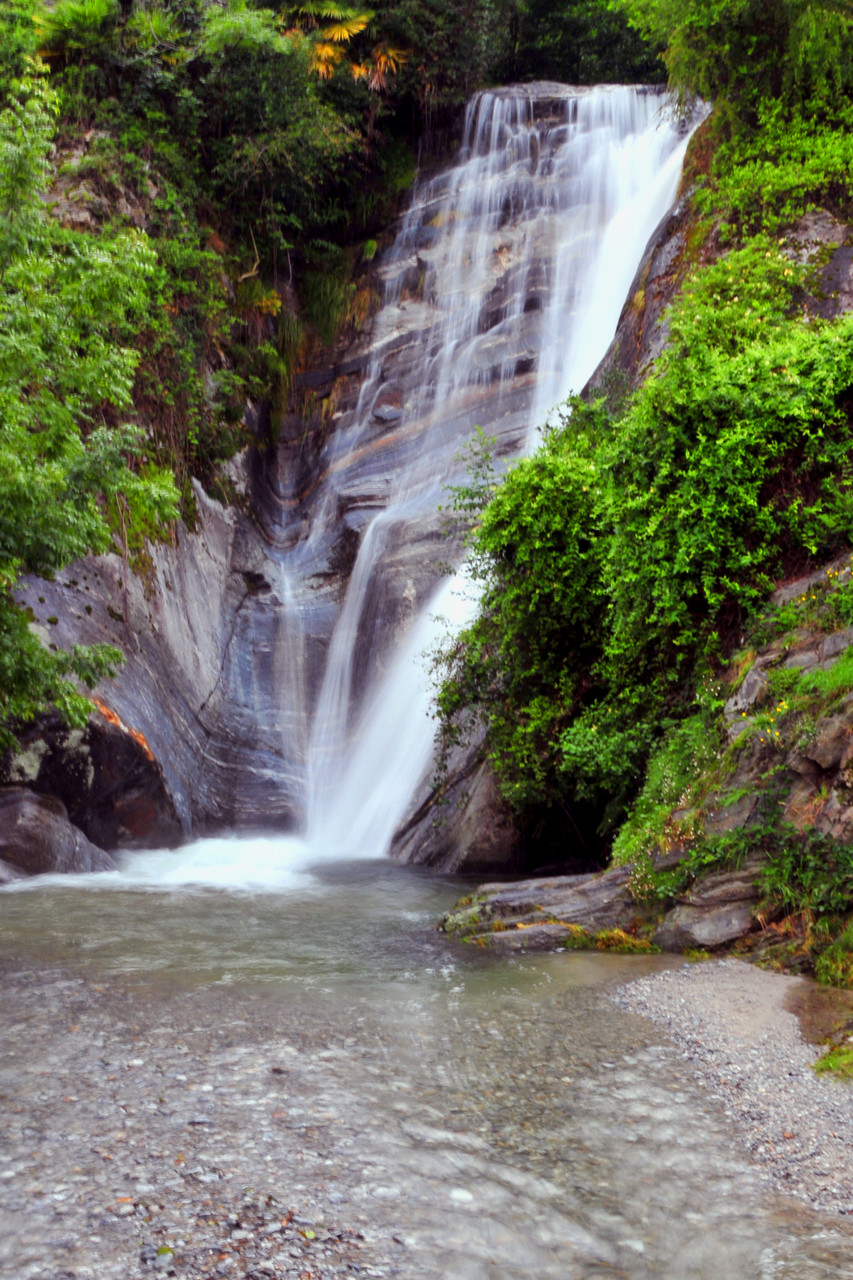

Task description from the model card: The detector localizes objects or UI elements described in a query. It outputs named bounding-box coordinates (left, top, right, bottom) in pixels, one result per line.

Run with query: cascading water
left=295, top=83, right=693, bottom=866
left=107, top=83, right=694, bottom=884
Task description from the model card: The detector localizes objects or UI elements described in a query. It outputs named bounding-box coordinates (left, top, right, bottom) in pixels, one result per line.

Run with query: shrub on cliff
left=0, top=71, right=178, bottom=749
left=614, top=0, right=853, bottom=127
left=435, top=237, right=853, bottom=832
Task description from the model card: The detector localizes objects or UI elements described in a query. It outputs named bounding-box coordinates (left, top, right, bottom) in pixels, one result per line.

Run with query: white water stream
left=290, top=84, right=691, bottom=876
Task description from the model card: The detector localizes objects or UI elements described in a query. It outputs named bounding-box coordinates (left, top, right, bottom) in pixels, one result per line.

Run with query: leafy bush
left=814, top=920, right=853, bottom=987
left=760, top=827, right=853, bottom=922
left=436, top=231, right=853, bottom=835
left=614, top=0, right=853, bottom=126
left=0, top=72, right=178, bottom=747
left=436, top=405, right=609, bottom=810
left=611, top=708, right=724, bottom=866
left=701, top=103, right=853, bottom=233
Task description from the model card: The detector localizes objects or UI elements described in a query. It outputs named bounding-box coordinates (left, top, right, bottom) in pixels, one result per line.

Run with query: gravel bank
left=615, top=959, right=853, bottom=1215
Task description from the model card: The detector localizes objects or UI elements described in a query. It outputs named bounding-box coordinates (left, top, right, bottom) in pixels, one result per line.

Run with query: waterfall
left=299, top=84, right=691, bottom=859
left=120, top=83, right=693, bottom=885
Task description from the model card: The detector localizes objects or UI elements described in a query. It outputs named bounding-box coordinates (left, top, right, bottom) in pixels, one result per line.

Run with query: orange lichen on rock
left=92, top=698, right=155, bottom=762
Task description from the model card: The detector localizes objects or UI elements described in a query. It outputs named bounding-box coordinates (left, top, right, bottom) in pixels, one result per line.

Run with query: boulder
left=804, top=716, right=851, bottom=771
left=724, top=667, right=770, bottom=718
left=0, top=788, right=116, bottom=876
left=3, top=709, right=182, bottom=851
left=390, top=735, right=522, bottom=874
left=653, top=859, right=765, bottom=951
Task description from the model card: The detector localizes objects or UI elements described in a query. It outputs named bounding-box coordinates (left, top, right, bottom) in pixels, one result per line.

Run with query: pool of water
left=1, top=849, right=852, bottom=1280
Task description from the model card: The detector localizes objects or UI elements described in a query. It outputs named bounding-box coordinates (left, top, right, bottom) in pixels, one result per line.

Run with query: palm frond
left=321, top=12, right=371, bottom=42
left=310, top=39, right=345, bottom=76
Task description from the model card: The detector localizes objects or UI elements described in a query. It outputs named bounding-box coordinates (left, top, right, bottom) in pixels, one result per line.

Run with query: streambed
left=1, top=854, right=852, bottom=1280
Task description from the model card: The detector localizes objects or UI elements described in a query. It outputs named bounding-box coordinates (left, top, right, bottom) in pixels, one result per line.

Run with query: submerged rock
left=0, top=787, right=116, bottom=876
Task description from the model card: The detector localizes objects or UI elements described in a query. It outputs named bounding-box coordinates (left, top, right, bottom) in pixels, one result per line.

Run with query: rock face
left=389, top=735, right=522, bottom=873
left=652, top=858, right=765, bottom=951
left=713, top=553, right=853, bottom=848
left=0, top=788, right=116, bottom=876
left=16, top=481, right=304, bottom=840
left=17, top=93, right=853, bottom=880
left=585, top=190, right=695, bottom=397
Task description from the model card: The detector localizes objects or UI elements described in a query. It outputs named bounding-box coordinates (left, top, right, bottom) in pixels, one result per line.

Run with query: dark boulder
left=0, top=788, right=116, bottom=876
left=3, top=709, right=182, bottom=851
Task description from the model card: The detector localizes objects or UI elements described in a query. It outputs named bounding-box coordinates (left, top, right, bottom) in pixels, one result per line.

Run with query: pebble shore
left=615, top=959, right=853, bottom=1215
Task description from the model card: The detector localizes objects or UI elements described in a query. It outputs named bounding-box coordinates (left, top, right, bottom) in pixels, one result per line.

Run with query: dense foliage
left=614, top=0, right=853, bottom=125
left=0, top=72, right=178, bottom=749
left=512, top=0, right=663, bottom=85
left=439, top=285, right=853, bottom=823
left=436, top=0, right=853, bottom=853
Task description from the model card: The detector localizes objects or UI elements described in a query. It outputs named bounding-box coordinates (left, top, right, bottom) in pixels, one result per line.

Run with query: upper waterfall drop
left=298, top=83, right=693, bottom=861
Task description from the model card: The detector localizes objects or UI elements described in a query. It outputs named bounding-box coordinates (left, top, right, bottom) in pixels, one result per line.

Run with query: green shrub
left=815, top=920, right=853, bottom=987
left=436, top=235, right=853, bottom=834
left=760, top=827, right=853, bottom=923
left=813, top=1042, right=853, bottom=1077
left=0, top=72, right=178, bottom=747
left=612, top=708, right=724, bottom=866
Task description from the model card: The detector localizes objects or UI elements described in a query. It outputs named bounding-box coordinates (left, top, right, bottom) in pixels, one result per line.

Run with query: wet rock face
left=585, top=191, right=693, bottom=397
left=16, top=482, right=314, bottom=841
left=389, top=736, right=522, bottom=874
left=0, top=787, right=115, bottom=876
